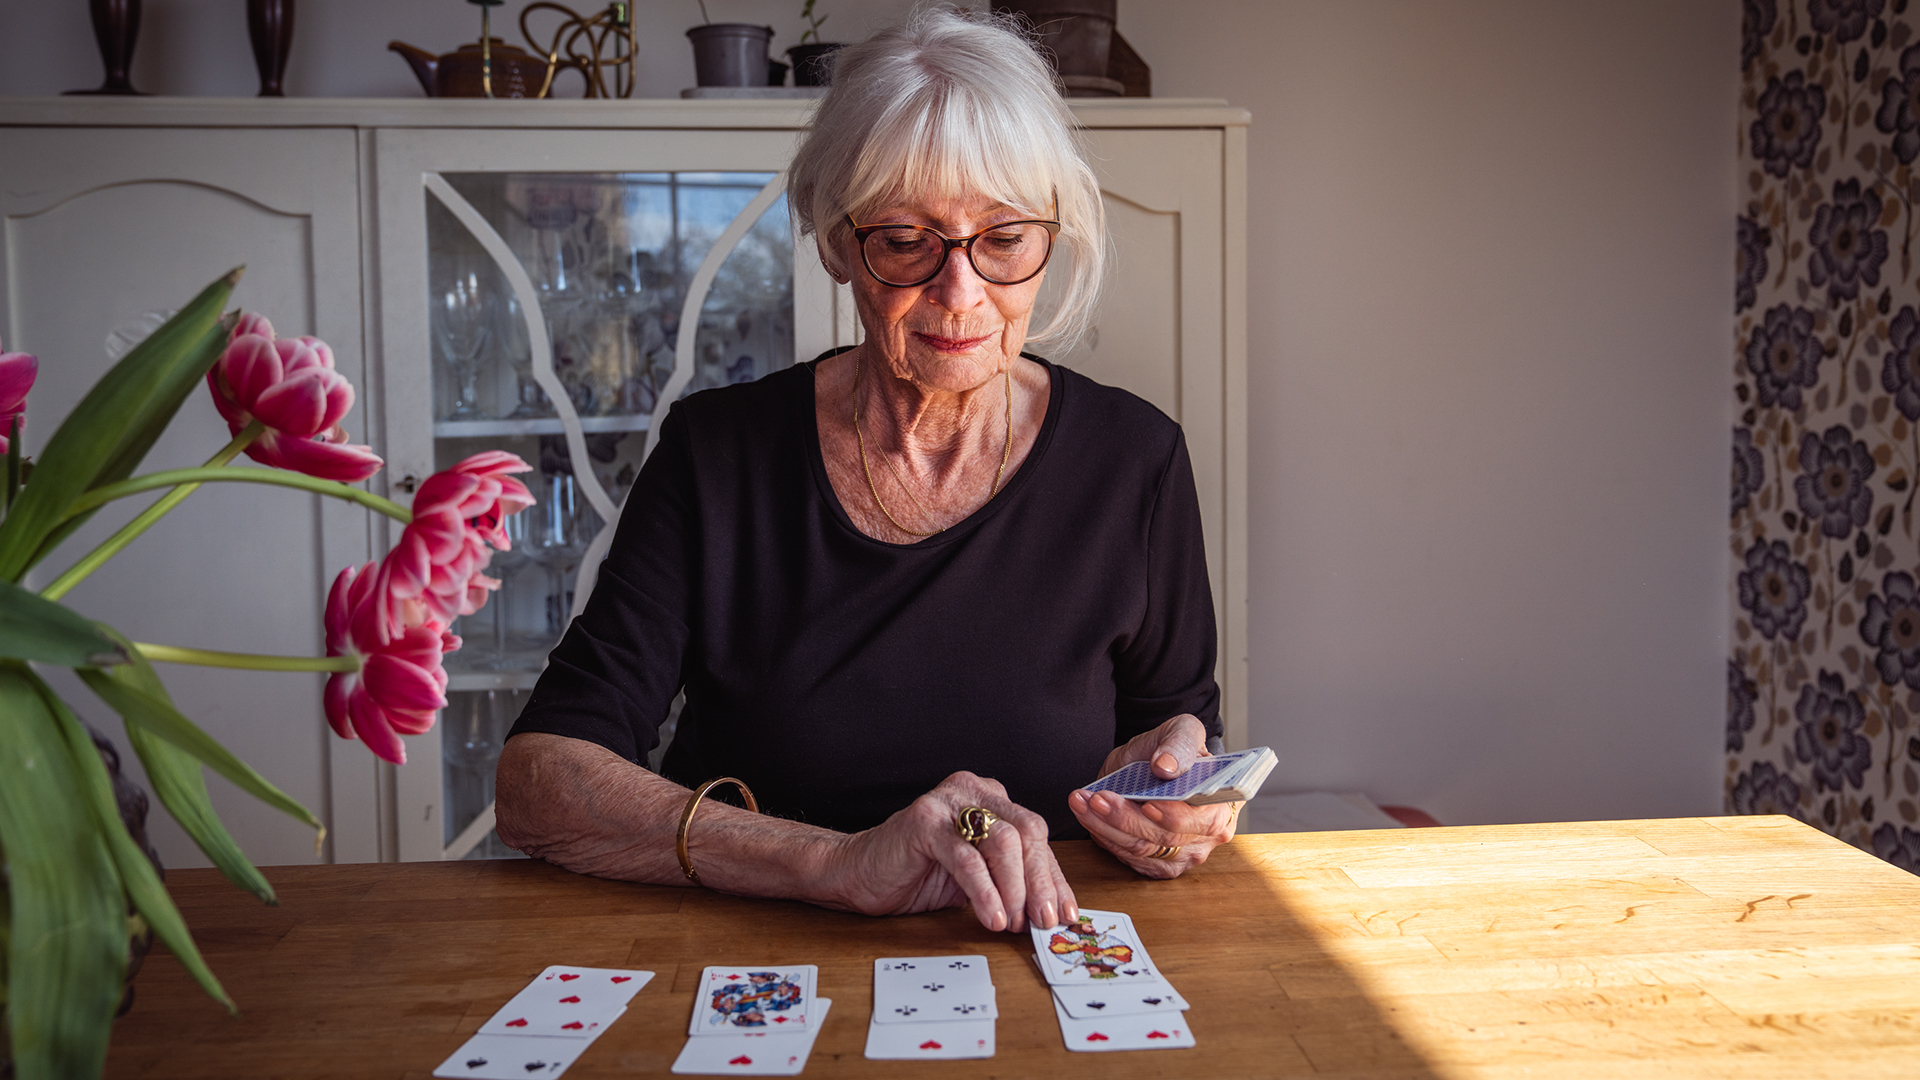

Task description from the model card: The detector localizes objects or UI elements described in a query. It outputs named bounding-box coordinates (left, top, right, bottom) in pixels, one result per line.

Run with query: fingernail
left=1155, top=753, right=1177, bottom=772
left=1142, top=802, right=1164, bottom=822
left=1091, top=793, right=1112, bottom=814
left=1043, top=904, right=1057, bottom=928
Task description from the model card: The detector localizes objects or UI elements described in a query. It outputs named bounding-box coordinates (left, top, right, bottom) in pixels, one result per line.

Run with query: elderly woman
left=496, top=9, right=1236, bottom=934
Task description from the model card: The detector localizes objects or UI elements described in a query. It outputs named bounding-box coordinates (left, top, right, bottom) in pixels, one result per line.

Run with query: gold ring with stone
left=1148, top=844, right=1182, bottom=860
left=956, top=806, right=999, bottom=845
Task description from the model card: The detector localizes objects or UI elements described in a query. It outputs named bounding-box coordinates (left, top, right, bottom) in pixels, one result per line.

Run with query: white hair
left=787, top=6, right=1107, bottom=353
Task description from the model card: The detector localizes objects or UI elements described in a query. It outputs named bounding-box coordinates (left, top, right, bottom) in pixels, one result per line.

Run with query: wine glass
left=499, top=292, right=551, bottom=420
left=525, top=469, right=595, bottom=645
left=434, top=264, right=493, bottom=421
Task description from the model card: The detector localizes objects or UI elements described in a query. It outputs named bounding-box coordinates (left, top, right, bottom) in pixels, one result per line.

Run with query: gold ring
left=956, top=806, right=999, bottom=845
left=1148, top=844, right=1182, bottom=860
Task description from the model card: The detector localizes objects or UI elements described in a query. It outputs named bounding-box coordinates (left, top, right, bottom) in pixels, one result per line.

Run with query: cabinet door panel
left=1042, top=128, right=1234, bottom=742
left=0, top=126, right=366, bottom=869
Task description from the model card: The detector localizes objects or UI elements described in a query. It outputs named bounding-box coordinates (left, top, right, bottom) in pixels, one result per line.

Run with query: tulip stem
left=62, top=467, right=413, bottom=525
left=135, top=642, right=361, bottom=673
left=40, top=421, right=265, bottom=602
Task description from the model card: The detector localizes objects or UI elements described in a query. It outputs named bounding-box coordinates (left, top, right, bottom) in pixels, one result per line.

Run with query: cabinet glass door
left=373, top=124, right=849, bottom=861
left=427, top=168, right=799, bottom=858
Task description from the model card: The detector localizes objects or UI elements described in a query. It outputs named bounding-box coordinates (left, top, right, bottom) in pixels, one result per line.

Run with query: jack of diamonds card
left=689, top=965, right=817, bottom=1034
left=1029, top=909, right=1162, bottom=985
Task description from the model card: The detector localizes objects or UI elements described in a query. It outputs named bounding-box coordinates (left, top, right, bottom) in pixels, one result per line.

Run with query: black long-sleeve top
left=508, top=355, right=1220, bottom=839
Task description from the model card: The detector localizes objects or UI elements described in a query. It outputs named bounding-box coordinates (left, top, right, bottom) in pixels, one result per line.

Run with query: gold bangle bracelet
left=676, top=777, right=758, bottom=885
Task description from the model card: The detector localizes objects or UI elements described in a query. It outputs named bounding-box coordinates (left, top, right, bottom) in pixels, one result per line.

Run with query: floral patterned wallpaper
left=1735, top=0, right=1920, bottom=871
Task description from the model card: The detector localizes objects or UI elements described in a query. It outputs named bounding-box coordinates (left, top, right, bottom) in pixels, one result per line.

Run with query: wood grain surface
left=101, top=815, right=1920, bottom=1078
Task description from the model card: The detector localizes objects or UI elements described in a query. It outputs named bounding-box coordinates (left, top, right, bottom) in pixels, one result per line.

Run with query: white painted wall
left=1120, top=0, right=1739, bottom=825
left=1, top=0, right=1740, bottom=831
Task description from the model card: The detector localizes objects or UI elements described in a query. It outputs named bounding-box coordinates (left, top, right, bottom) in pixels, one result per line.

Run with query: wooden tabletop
left=102, top=815, right=1920, bottom=1079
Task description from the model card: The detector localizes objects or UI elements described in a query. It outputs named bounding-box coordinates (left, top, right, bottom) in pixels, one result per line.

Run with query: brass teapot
left=389, top=38, right=556, bottom=99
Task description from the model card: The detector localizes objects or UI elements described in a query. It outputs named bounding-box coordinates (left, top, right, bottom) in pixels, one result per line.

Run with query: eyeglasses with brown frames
left=845, top=207, right=1061, bottom=289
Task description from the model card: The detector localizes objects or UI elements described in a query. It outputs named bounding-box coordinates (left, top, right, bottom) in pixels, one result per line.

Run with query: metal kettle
left=389, top=38, right=556, bottom=99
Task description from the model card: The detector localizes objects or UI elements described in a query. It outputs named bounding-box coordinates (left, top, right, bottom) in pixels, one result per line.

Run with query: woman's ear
left=818, top=236, right=851, bottom=285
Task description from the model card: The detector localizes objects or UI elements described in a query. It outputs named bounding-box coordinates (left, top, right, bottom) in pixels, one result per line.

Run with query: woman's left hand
left=1067, top=714, right=1239, bottom=879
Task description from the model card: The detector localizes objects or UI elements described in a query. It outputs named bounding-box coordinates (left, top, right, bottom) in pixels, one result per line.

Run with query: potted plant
left=785, top=0, right=841, bottom=86
left=686, top=2, right=775, bottom=88
left=0, top=268, right=534, bottom=1079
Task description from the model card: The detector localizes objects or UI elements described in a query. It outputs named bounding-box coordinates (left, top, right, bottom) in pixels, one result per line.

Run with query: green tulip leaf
left=0, top=662, right=129, bottom=1080
left=91, top=623, right=276, bottom=904
left=27, top=666, right=234, bottom=1012
left=76, top=664, right=323, bottom=838
left=0, top=577, right=127, bottom=666
left=0, top=267, right=241, bottom=583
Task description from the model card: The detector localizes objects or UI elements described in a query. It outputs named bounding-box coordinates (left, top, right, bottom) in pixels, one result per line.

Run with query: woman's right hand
left=823, top=771, right=1077, bottom=934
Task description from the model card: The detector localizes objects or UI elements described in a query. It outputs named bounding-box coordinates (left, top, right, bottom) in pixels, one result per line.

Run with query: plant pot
left=993, top=0, right=1124, bottom=96
left=785, top=43, right=843, bottom=87
left=768, top=59, right=789, bottom=86
left=686, top=24, right=774, bottom=88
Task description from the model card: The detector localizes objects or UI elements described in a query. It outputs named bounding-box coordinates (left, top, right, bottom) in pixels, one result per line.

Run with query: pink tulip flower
left=0, top=337, right=38, bottom=455
left=207, top=319, right=383, bottom=482
left=377, top=452, right=533, bottom=636
left=323, top=560, right=454, bottom=765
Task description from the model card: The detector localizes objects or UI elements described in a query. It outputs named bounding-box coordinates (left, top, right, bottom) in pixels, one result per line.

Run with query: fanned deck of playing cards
left=673, top=965, right=830, bottom=1075
left=864, top=954, right=997, bottom=1060
left=1083, top=746, right=1278, bottom=804
left=1030, top=910, right=1196, bottom=1052
left=433, top=965, right=654, bottom=1079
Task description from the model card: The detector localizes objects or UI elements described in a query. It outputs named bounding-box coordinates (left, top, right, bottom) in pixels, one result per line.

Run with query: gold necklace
left=853, top=353, right=1012, bottom=538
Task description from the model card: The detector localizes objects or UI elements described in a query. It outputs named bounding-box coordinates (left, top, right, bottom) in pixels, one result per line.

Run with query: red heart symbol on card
left=505, top=1019, right=528, bottom=1028
left=559, top=996, right=581, bottom=1004
left=611, top=976, right=631, bottom=983
left=1086, top=1033, right=1110, bottom=1042
left=558, top=974, right=580, bottom=981
left=1148, top=1030, right=1170, bottom=1039
left=562, top=1022, right=585, bottom=1031
left=728, top=1056, right=752, bottom=1066
left=918, top=1040, right=943, bottom=1050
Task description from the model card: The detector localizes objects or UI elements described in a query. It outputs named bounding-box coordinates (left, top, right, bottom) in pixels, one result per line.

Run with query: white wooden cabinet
left=0, top=97, right=1246, bottom=866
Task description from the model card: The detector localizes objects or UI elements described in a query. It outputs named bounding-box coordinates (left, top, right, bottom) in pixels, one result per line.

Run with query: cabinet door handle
left=396, top=474, right=419, bottom=494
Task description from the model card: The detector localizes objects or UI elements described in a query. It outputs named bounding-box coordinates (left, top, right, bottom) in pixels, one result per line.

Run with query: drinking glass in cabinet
left=432, top=250, right=497, bottom=421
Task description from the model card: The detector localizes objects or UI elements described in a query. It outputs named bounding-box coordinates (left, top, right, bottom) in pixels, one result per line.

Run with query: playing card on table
left=671, top=998, right=833, bottom=1075
left=433, top=1033, right=589, bottom=1079
left=863, top=1015, right=996, bottom=1060
left=871, top=955, right=997, bottom=1023
left=1029, top=909, right=1163, bottom=985
left=478, top=965, right=653, bottom=1038
left=1051, top=994, right=1196, bottom=1051
left=1051, top=980, right=1189, bottom=1020
left=689, top=965, right=818, bottom=1035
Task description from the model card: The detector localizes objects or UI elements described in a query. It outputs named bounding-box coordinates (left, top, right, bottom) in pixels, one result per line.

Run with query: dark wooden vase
left=64, top=0, right=144, bottom=96
left=248, top=0, right=296, bottom=97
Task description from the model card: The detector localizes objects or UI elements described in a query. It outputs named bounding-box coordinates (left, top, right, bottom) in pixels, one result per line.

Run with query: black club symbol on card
left=920, top=982, right=945, bottom=993
left=894, top=962, right=916, bottom=970
left=466, top=1059, right=489, bottom=1068
left=893, top=1006, right=919, bottom=1017
left=521, top=1061, right=550, bottom=1073
left=1141, top=997, right=1163, bottom=1006
left=947, top=961, right=970, bottom=969
left=1086, top=1001, right=1107, bottom=1010
left=952, top=1004, right=980, bottom=1015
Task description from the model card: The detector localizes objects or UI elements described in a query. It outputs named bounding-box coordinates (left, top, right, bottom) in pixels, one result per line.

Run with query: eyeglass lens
left=862, top=222, right=1053, bottom=286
